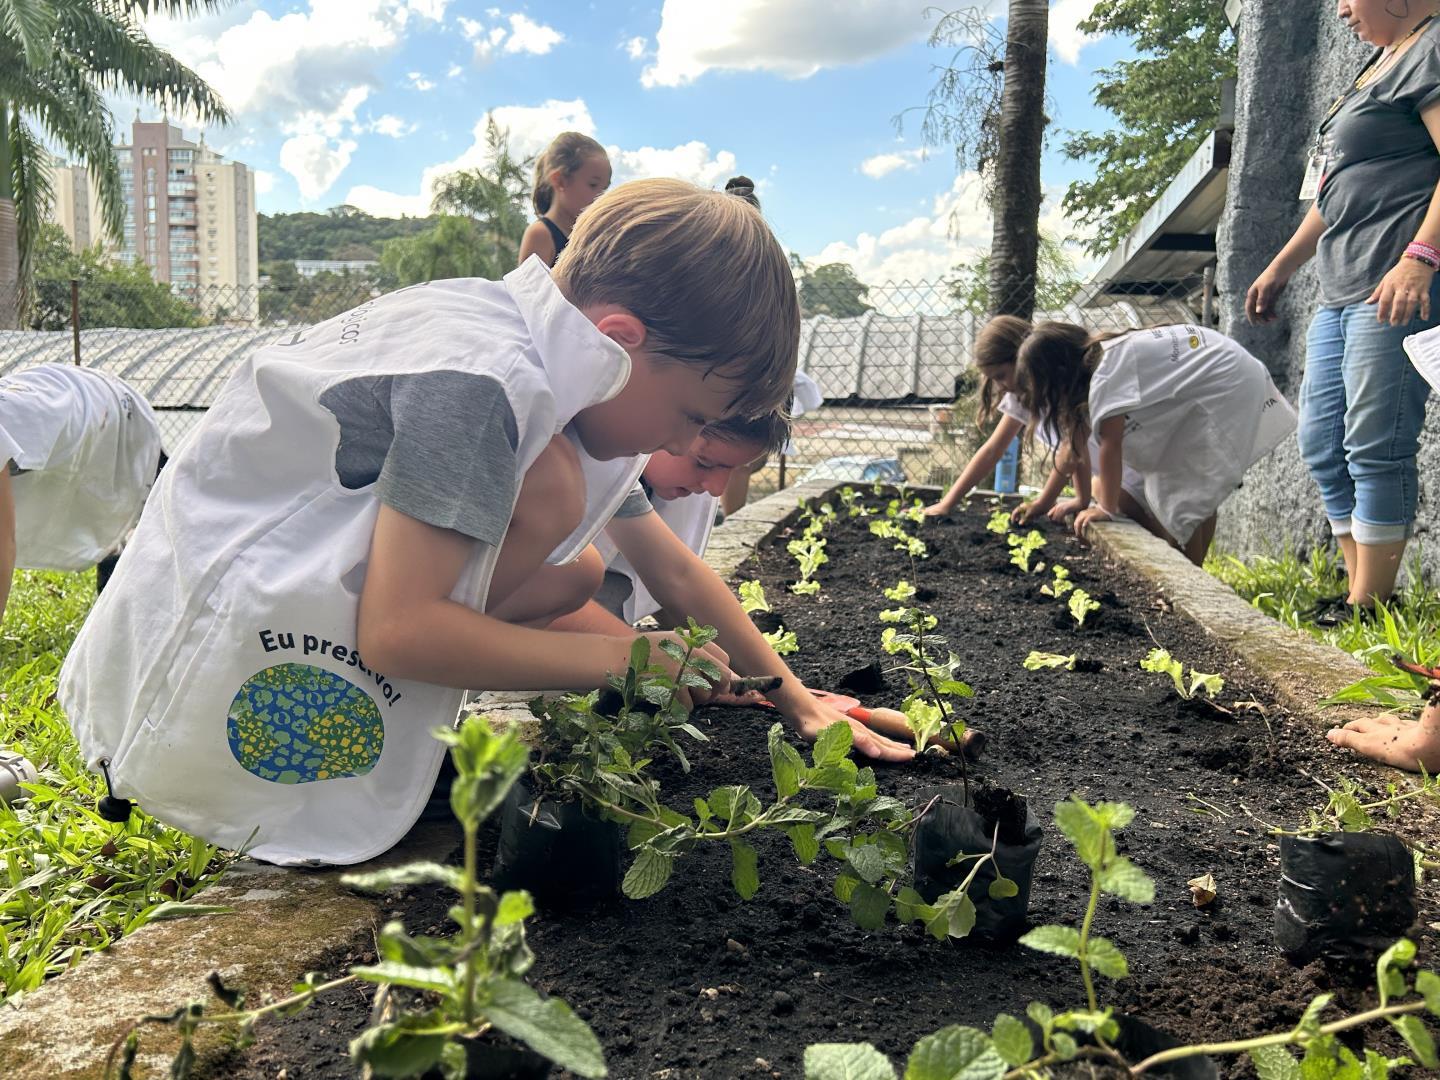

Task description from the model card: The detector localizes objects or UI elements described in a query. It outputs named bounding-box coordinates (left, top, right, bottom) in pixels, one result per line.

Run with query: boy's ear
left=594, top=311, right=648, bottom=353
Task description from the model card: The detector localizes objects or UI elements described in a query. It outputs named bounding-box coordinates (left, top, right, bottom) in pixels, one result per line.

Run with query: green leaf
left=350, top=1021, right=450, bottom=1078
left=731, top=841, right=760, bottom=900
left=769, top=725, right=806, bottom=798
left=849, top=882, right=891, bottom=931
left=1019, top=924, right=1082, bottom=960
left=810, top=759, right=860, bottom=792
left=482, top=979, right=608, bottom=1078
left=1086, top=936, right=1130, bottom=981
left=813, top=721, right=854, bottom=766
left=1188, top=671, right=1226, bottom=699
left=803, top=1043, right=898, bottom=1080
left=927, top=893, right=976, bottom=941
left=846, top=843, right=889, bottom=885
left=1097, top=856, right=1155, bottom=904
left=904, top=1024, right=1008, bottom=1080
left=630, top=635, right=653, bottom=673
left=834, top=872, right=860, bottom=904
left=1295, top=993, right=1335, bottom=1036
left=1390, top=1016, right=1438, bottom=1069
left=987, top=876, right=1019, bottom=901
left=1052, top=798, right=1107, bottom=870
left=893, top=887, right=934, bottom=925
left=1026, top=1001, right=1054, bottom=1030
left=349, top=961, right=456, bottom=995
left=622, top=847, right=674, bottom=900
left=495, top=891, right=535, bottom=927
left=1250, top=1045, right=1304, bottom=1080
left=789, top=824, right=820, bottom=865
left=342, top=863, right=467, bottom=894
left=990, top=1014, right=1033, bottom=1067
left=1415, top=969, right=1440, bottom=1015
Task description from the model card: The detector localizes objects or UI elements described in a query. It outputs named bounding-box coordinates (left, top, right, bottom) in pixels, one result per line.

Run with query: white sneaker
left=0, top=751, right=38, bottom=805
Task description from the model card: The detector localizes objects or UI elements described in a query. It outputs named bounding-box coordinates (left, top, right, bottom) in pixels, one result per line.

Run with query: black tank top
left=541, top=217, right=568, bottom=263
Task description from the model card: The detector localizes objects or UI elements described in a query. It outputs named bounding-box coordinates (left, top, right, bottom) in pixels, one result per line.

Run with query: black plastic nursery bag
left=493, top=774, right=624, bottom=906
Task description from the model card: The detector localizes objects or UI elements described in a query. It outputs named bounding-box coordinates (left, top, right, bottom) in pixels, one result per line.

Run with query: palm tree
left=988, top=0, right=1049, bottom=321
left=0, top=0, right=231, bottom=327
left=429, top=118, right=534, bottom=278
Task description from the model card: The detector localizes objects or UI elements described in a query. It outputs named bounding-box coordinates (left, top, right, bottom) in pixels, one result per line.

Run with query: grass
left=1205, top=544, right=1440, bottom=714
left=0, top=569, right=230, bottom=1005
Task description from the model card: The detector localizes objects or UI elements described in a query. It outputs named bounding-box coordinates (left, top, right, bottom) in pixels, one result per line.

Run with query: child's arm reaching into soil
left=1326, top=702, right=1440, bottom=773
left=924, top=414, right=1025, bottom=517
left=1073, top=417, right=1124, bottom=538
left=605, top=510, right=916, bottom=762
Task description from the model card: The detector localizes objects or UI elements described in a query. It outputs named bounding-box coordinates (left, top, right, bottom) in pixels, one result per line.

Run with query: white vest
left=997, top=392, right=1150, bottom=516
left=59, top=260, right=644, bottom=865
left=0, top=365, right=162, bottom=571
left=1405, top=324, right=1440, bottom=393
left=1088, top=326, right=1297, bottom=545
left=598, top=491, right=717, bottom=624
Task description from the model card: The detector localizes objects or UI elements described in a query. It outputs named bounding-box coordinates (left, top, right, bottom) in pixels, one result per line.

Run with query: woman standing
left=1247, top=0, right=1440, bottom=617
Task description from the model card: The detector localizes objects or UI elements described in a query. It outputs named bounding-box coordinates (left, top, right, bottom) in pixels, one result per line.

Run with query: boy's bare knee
left=515, top=436, right=585, bottom=540
left=563, top=545, right=605, bottom=615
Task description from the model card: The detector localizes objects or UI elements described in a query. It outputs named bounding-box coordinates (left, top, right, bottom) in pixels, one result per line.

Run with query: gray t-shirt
left=1316, top=23, right=1440, bottom=306
left=318, top=370, right=519, bottom=546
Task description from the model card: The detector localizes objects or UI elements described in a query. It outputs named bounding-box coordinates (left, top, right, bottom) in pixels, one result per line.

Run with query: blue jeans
left=1299, top=287, right=1436, bottom=544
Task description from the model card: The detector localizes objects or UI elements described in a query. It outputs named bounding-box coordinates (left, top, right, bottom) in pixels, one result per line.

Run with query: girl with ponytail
left=518, top=132, right=611, bottom=268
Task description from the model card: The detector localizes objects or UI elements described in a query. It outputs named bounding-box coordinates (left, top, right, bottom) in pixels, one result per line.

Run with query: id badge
left=1299, top=147, right=1328, bottom=201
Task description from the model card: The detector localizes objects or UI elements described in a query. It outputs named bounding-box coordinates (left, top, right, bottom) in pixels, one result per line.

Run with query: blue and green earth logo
left=227, top=663, right=383, bottom=784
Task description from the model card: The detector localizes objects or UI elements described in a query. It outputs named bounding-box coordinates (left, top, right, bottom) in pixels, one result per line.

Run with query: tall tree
left=948, top=233, right=1081, bottom=316
left=28, top=221, right=201, bottom=329
left=1062, top=0, right=1237, bottom=257
left=0, top=0, right=231, bottom=326
left=914, top=4, right=1050, bottom=321
left=429, top=118, right=533, bottom=277
left=987, top=1, right=1049, bottom=320
left=790, top=254, right=872, bottom=318
left=379, top=216, right=495, bottom=287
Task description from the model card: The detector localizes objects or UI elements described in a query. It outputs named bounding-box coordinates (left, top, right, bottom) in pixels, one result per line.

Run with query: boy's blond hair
left=553, top=178, right=799, bottom=421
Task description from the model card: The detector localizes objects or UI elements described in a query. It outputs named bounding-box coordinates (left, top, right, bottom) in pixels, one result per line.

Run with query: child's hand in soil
left=922, top=501, right=955, bottom=518
left=641, top=631, right=740, bottom=709
left=1010, top=499, right=1053, bottom=525
left=1047, top=495, right=1087, bottom=523
left=1326, top=702, right=1440, bottom=773
left=789, top=698, right=916, bottom=762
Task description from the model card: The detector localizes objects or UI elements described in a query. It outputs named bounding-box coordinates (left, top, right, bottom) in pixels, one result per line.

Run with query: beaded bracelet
left=1404, top=241, right=1440, bottom=270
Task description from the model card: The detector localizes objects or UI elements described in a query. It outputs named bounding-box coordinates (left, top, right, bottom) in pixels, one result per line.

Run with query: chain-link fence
left=0, top=272, right=1206, bottom=492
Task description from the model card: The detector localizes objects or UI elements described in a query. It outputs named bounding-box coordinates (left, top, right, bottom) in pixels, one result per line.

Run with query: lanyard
left=1325, top=13, right=1437, bottom=122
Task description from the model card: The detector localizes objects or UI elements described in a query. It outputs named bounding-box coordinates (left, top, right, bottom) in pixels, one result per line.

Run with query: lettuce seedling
left=1040, top=565, right=1075, bottom=598
left=1007, top=529, right=1046, bottom=573
left=869, top=519, right=928, bottom=558
left=763, top=627, right=799, bottom=656
left=985, top=509, right=1012, bottom=535
left=788, top=535, right=829, bottom=593
left=1140, top=648, right=1225, bottom=701
left=884, top=580, right=917, bottom=603
left=837, top=486, right=873, bottom=517
left=738, top=579, right=770, bottom=614
left=1023, top=651, right=1078, bottom=671
left=1068, top=589, right=1100, bottom=627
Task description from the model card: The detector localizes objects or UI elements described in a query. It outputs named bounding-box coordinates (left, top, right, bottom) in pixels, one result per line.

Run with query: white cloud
left=446, top=62, right=463, bottom=77
left=280, top=134, right=358, bottom=201
left=407, top=71, right=435, bottom=91
left=607, top=141, right=737, bottom=188
left=364, top=114, right=418, bottom=138
left=624, top=35, right=647, bottom=60
left=252, top=169, right=276, bottom=196
left=407, top=0, right=449, bottom=19
left=1049, top=0, right=1099, bottom=65
left=860, top=148, right=927, bottom=179
left=462, top=10, right=562, bottom=62
left=280, top=85, right=370, bottom=139
left=343, top=98, right=595, bottom=216
left=643, top=0, right=929, bottom=88
left=803, top=173, right=1096, bottom=305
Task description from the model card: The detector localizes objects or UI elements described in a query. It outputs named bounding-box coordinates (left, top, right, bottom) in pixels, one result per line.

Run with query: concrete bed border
left=0, top=478, right=1411, bottom=1076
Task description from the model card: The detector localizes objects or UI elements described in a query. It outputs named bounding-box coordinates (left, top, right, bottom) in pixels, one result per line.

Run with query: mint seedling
left=1041, top=565, right=1075, bottom=598
left=1140, top=648, right=1224, bottom=701
left=1023, top=651, right=1077, bottom=671
left=1007, top=530, right=1046, bottom=573
left=1068, top=589, right=1100, bottom=627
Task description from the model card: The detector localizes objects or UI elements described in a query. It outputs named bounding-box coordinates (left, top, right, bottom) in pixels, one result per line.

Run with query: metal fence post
left=70, top=279, right=81, bottom=365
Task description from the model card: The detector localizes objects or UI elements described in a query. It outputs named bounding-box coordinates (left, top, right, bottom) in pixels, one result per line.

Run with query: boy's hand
left=922, top=501, right=955, bottom=518
left=788, top=697, right=915, bottom=762
left=1073, top=505, right=1113, bottom=539
left=1047, top=495, right=1088, bottom=523
left=640, top=630, right=740, bottom=708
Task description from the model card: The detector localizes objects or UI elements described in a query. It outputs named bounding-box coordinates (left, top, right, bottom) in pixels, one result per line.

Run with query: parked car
left=796, top=455, right=906, bottom=485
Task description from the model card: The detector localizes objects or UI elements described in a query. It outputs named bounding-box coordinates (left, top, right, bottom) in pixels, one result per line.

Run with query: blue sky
left=140, top=1, right=1141, bottom=284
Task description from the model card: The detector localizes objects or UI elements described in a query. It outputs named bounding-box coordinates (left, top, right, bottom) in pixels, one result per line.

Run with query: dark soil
left=209, top=496, right=1439, bottom=1080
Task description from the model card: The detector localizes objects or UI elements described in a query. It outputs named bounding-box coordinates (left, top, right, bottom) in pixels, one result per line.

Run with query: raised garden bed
left=201, top=491, right=1439, bottom=1079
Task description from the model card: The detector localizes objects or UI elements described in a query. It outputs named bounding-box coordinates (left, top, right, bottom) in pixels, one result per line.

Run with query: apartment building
left=48, top=120, right=260, bottom=321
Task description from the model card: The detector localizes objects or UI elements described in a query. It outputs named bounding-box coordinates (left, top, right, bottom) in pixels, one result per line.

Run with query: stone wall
left=1214, top=0, right=1440, bottom=578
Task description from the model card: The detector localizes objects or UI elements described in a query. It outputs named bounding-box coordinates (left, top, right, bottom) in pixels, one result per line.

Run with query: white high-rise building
left=46, top=119, right=260, bottom=322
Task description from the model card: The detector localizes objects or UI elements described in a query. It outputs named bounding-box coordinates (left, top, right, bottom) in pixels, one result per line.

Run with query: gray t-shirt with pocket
left=1316, top=24, right=1440, bottom=306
